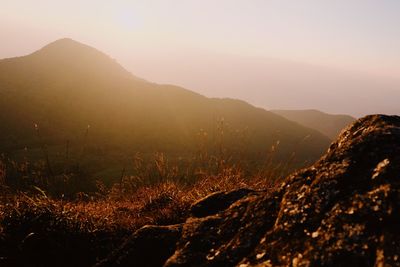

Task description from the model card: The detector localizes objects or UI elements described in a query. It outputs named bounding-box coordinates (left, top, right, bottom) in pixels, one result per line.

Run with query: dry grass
left=0, top=127, right=294, bottom=266
left=0, top=167, right=277, bottom=267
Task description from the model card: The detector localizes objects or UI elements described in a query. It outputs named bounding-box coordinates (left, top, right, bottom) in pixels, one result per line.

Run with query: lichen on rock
left=98, top=115, right=400, bottom=267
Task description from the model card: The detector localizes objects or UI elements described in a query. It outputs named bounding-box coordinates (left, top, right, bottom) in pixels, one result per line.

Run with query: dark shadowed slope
left=97, top=115, right=400, bottom=267
left=0, top=38, right=330, bottom=163
left=272, top=109, right=356, bottom=139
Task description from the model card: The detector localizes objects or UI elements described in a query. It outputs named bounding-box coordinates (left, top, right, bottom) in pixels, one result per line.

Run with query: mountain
left=129, top=51, right=400, bottom=117
left=0, top=38, right=331, bottom=173
left=272, top=109, right=356, bottom=139
left=97, top=115, right=400, bottom=266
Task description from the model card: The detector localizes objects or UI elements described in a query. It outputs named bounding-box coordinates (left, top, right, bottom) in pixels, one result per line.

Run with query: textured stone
left=95, top=224, right=182, bottom=267
left=100, top=115, right=400, bottom=267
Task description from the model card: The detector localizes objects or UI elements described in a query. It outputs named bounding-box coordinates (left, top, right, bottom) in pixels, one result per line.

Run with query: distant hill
left=272, top=109, right=356, bottom=139
left=0, top=38, right=331, bottom=175
left=131, top=51, right=400, bottom=117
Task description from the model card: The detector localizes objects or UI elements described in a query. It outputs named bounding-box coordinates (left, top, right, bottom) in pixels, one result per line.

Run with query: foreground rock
left=94, top=225, right=182, bottom=267
left=190, top=188, right=257, bottom=218
left=98, top=115, right=400, bottom=266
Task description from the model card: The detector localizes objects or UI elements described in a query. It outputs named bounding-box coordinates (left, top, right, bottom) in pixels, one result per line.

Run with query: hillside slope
left=0, top=38, right=330, bottom=165
left=272, top=109, right=356, bottom=139
left=98, top=114, right=400, bottom=266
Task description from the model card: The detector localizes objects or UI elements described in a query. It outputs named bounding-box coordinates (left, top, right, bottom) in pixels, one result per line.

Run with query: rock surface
left=94, top=224, right=182, bottom=267
left=98, top=115, right=400, bottom=266
left=190, top=188, right=257, bottom=218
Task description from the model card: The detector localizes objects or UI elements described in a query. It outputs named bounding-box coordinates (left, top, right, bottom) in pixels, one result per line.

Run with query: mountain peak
left=26, top=38, right=137, bottom=81
left=34, top=38, right=102, bottom=57
left=42, top=38, right=86, bottom=50
left=47, top=37, right=81, bottom=45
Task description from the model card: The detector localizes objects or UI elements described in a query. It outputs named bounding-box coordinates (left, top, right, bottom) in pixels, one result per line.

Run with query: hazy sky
left=1, top=0, right=399, bottom=115
left=1, top=0, right=399, bottom=76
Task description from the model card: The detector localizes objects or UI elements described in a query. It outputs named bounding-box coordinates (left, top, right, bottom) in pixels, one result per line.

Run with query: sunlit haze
left=2, top=3, right=400, bottom=264
left=1, top=0, right=399, bottom=116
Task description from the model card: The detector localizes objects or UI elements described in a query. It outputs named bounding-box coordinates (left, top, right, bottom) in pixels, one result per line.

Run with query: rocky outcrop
left=94, top=225, right=182, bottom=267
left=190, top=189, right=257, bottom=218
left=98, top=115, right=400, bottom=266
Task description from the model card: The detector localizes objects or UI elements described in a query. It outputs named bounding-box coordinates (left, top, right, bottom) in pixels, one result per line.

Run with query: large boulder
left=99, top=115, right=400, bottom=266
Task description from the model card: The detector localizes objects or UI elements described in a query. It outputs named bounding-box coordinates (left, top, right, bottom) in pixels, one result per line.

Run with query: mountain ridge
left=131, top=50, right=400, bottom=117
left=0, top=38, right=331, bottom=173
left=272, top=109, right=356, bottom=139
